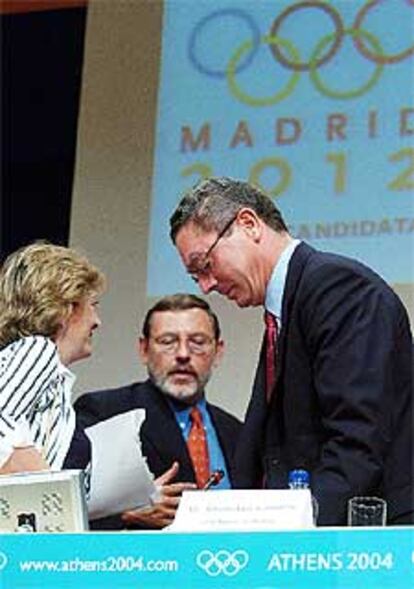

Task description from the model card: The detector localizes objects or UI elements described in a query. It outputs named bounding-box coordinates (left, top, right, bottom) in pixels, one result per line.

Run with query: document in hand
left=85, top=409, right=157, bottom=520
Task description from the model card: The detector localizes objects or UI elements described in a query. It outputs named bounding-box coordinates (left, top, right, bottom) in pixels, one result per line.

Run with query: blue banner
left=148, top=0, right=414, bottom=295
left=1, top=527, right=414, bottom=588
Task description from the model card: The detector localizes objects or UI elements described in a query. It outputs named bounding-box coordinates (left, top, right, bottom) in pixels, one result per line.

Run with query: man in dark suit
left=75, top=293, right=241, bottom=529
left=170, top=176, right=414, bottom=526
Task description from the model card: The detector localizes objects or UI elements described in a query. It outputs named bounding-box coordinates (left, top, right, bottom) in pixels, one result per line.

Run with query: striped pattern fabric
left=0, top=336, right=76, bottom=469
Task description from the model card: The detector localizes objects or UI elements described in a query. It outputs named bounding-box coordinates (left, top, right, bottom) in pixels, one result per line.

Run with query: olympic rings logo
left=0, top=552, right=8, bottom=571
left=196, top=549, right=249, bottom=577
left=187, top=0, right=414, bottom=106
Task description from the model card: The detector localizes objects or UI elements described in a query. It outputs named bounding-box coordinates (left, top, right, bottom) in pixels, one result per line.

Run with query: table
left=1, top=527, right=413, bottom=588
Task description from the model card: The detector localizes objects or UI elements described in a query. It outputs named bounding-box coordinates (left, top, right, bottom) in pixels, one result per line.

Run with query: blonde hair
left=0, top=242, right=106, bottom=348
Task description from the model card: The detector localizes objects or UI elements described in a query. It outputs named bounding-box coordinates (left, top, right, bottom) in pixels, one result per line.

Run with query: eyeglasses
left=187, top=214, right=238, bottom=281
left=152, top=335, right=215, bottom=355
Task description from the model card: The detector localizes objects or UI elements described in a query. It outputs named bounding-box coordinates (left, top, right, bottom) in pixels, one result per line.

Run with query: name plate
left=169, top=489, right=314, bottom=532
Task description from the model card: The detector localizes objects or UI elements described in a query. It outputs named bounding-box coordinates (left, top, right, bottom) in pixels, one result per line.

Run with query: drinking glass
left=347, top=496, right=387, bottom=526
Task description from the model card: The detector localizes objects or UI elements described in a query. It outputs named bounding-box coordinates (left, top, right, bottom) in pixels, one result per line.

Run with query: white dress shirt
left=265, top=239, right=301, bottom=327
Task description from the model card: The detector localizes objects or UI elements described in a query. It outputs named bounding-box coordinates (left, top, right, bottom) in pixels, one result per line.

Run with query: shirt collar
left=168, top=396, right=206, bottom=427
left=57, top=359, right=76, bottom=397
left=265, top=239, right=300, bottom=322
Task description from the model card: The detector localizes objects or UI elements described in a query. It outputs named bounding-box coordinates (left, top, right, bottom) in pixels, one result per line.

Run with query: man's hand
left=121, top=461, right=197, bottom=529
left=0, top=447, right=49, bottom=475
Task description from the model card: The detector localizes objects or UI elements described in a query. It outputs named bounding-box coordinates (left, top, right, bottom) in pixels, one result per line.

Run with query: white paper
left=85, top=409, right=157, bottom=520
left=168, top=489, right=315, bottom=532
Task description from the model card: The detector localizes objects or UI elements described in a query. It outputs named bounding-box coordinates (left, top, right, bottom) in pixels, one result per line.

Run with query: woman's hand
left=0, top=446, right=49, bottom=475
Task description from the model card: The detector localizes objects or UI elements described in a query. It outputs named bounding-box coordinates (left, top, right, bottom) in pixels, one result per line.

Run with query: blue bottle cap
left=288, top=469, right=310, bottom=486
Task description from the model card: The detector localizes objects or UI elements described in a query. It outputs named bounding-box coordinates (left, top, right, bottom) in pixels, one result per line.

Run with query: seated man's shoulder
left=74, top=380, right=148, bottom=425
left=208, top=403, right=243, bottom=429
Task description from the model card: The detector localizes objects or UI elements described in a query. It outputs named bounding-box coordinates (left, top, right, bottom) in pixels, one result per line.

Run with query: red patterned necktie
left=264, top=311, right=278, bottom=402
left=187, top=407, right=210, bottom=488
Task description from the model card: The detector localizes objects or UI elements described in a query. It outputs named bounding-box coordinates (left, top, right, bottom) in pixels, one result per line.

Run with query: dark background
left=1, top=2, right=88, bottom=259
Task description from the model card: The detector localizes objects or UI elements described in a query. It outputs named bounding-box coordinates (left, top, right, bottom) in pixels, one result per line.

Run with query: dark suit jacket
left=234, top=242, right=413, bottom=526
left=74, top=379, right=242, bottom=529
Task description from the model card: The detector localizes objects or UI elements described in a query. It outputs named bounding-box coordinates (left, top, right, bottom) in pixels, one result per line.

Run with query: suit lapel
left=208, top=405, right=234, bottom=462
left=140, top=384, right=193, bottom=474
left=257, top=244, right=314, bottom=398
left=277, top=242, right=314, bottom=382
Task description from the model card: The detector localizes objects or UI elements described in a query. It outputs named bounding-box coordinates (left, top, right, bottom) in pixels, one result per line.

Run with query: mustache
left=168, top=366, right=197, bottom=377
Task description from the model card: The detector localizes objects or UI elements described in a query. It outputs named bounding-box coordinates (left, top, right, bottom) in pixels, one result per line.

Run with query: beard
left=148, top=366, right=212, bottom=403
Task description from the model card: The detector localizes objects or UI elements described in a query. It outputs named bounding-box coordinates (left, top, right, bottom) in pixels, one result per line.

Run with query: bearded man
left=75, top=293, right=241, bottom=529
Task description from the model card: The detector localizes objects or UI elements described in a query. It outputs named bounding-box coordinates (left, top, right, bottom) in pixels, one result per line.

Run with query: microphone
left=202, top=469, right=225, bottom=490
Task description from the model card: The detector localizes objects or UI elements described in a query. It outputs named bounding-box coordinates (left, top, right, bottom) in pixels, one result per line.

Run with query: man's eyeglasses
left=187, top=214, right=238, bottom=281
left=152, top=335, right=214, bottom=355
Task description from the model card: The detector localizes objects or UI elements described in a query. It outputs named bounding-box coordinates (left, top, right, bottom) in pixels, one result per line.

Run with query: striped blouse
left=0, top=335, right=76, bottom=469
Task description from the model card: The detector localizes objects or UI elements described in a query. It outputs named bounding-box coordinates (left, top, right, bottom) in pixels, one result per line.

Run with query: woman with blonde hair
left=0, top=241, right=106, bottom=474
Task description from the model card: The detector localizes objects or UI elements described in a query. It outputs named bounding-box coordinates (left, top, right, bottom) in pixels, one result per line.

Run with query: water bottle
left=288, top=469, right=319, bottom=525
